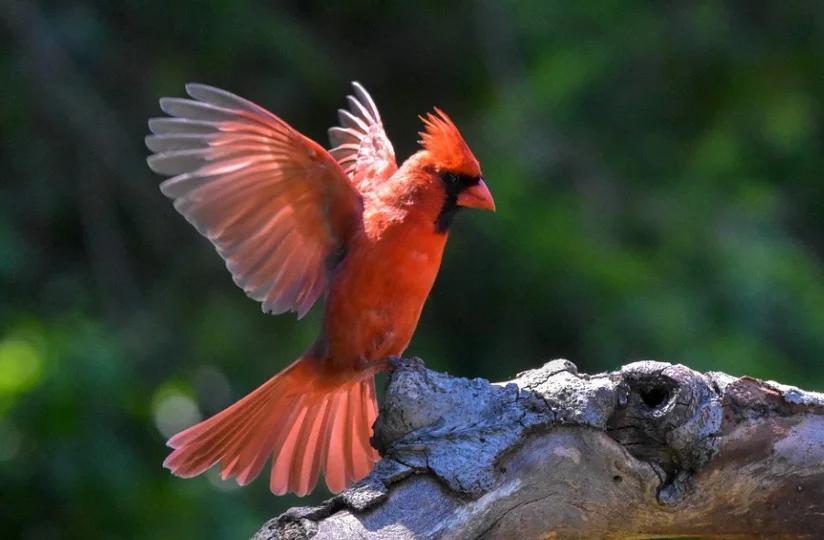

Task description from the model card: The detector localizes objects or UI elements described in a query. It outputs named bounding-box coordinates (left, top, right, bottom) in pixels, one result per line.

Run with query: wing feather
left=327, top=82, right=398, bottom=193
left=147, top=83, right=363, bottom=318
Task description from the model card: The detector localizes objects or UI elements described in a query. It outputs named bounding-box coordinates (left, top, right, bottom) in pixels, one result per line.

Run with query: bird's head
left=409, top=108, right=495, bottom=233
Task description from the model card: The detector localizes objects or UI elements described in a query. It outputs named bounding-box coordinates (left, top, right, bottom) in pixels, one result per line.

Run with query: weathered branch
left=254, top=359, right=824, bottom=539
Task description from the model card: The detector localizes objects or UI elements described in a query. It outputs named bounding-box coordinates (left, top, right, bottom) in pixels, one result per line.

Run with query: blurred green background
left=2, top=0, right=823, bottom=538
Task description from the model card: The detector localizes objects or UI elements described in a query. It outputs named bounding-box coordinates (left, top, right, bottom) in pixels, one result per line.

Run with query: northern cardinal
left=146, top=82, right=494, bottom=496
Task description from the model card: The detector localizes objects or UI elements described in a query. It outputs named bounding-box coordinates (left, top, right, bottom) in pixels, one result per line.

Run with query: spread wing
left=328, top=82, right=398, bottom=194
left=146, top=84, right=363, bottom=318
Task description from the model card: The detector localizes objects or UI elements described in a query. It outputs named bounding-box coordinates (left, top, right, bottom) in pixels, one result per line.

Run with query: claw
left=388, top=356, right=425, bottom=371
left=354, top=355, right=425, bottom=376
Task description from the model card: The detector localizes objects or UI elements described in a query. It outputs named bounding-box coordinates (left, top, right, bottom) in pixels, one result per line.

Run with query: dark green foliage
left=1, top=1, right=822, bottom=538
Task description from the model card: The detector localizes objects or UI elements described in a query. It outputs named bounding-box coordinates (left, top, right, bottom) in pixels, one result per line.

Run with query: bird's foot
left=354, top=355, right=425, bottom=376
left=354, top=355, right=393, bottom=375
left=387, top=355, right=425, bottom=371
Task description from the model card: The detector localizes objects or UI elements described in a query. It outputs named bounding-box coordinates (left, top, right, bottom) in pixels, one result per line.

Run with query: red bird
left=146, top=82, right=495, bottom=496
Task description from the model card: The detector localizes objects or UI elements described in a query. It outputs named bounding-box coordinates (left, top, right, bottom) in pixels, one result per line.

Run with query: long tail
left=163, top=358, right=380, bottom=496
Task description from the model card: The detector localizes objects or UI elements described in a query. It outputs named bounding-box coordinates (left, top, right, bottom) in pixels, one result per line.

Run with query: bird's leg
left=354, top=355, right=425, bottom=375
left=354, top=355, right=393, bottom=376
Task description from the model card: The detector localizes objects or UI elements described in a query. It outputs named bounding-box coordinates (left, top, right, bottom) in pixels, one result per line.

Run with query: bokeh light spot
left=152, top=385, right=202, bottom=440
left=0, top=338, right=44, bottom=395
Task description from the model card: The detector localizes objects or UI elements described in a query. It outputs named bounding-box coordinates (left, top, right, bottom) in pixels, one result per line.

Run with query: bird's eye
left=443, top=172, right=459, bottom=186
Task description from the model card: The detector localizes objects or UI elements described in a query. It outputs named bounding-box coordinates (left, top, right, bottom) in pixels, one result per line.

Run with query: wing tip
left=349, top=82, right=379, bottom=120
left=146, top=153, right=165, bottom=174
left=158, top=96, right=190, bottom=116
left=185, top=82, right=206, bottom=95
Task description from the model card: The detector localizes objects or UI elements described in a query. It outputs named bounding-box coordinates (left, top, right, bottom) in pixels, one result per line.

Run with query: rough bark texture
left=253, top=359, right=824, bottom=539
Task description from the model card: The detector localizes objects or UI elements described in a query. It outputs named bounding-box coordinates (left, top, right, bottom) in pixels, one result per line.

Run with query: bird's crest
left=418, top=108, right=481, bottom=177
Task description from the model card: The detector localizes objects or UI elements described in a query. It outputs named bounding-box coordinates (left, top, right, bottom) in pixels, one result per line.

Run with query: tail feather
left=165, top=375, right=283, bottom=477
left=216, top=391, right=284, bottom=477
left=359, top=379, right=380, bottom=463
left=349, top=383, right=371, bottom=481
left=290, top=398, right=328, bottom=496
left=270, top=406, right=309, bottom=495
left=234, top=395, right=305, bottom=486
left=317, top=391, right=342, bottom=489
left=168, top=372, right=281, bottom=448
left=163, top=358, right=380, bottom=495
left=298, top=396, right=333, bottom=496
left=221, top=393, right=300, bottom=484
left=323, top=391, right=349, bottom=493
left=340, top=386, right=356, bottom=485
left=286, top=399, right=322, bottom=495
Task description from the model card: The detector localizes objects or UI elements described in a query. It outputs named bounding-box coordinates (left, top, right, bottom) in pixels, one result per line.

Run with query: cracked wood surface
left=253, top=359, right=824, bottom=539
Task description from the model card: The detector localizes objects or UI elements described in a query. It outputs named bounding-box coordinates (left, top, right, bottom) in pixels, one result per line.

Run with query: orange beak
left=456, top=179, right=496, bottom=212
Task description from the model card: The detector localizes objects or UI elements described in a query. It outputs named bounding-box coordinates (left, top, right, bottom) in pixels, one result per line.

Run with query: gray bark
left=253, top=359, right=824, bottom=539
